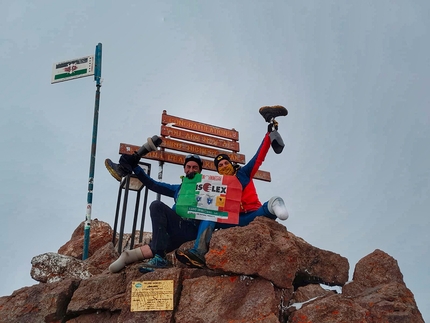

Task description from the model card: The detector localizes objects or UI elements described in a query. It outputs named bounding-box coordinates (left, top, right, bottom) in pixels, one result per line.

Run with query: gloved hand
left=119, top=153, right=140, bottom=172
left=267, top=120, right=279, bottom=133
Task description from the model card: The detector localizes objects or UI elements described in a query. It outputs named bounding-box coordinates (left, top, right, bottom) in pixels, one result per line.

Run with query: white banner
left=51, top=55, right=94, bottom=84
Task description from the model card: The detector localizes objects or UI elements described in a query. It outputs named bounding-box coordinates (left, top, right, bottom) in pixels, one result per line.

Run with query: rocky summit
left=0, top=217, right=424, bottom=322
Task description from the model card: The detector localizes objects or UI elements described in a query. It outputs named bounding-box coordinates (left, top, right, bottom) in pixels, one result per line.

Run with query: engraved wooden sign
left=119, top=110, right=271, bottom=182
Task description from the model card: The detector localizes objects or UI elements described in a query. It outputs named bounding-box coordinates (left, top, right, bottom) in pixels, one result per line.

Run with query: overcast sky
left=1, top=1, right=429, bottom=320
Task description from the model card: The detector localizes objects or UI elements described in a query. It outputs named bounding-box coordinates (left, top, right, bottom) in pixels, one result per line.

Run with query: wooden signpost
left=119, top=110, right=271, bottom=182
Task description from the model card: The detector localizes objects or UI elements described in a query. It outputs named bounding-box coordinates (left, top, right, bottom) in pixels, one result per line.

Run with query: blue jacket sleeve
left=133, top=165, right=180, bottom=199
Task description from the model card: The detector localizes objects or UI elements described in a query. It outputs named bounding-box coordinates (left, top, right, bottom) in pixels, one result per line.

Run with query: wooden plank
left=118, top=144, right=271, bottom=182
left=161, top=112, right=239, bottom=141
left=161, top=125, right=240, bottom=152
left=160, top=138, right=245, bottom=163
left=120, top=142, right=245, bottom=164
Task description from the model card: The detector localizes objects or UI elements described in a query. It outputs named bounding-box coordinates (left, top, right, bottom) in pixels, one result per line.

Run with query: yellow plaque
left=130, top=280, right=174, bottom=312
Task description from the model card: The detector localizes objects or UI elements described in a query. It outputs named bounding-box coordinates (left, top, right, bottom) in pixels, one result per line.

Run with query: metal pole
left=156, top=160, right=164, bottom=201
left=139, top=165, right=151, bottom=242
left=130, top=189, right=141, bottom=250
left=83, top=43, right=102, bottom=260
left=112, top=181, right=123, bottom=246
left=118, top=175, right=131, bottom=254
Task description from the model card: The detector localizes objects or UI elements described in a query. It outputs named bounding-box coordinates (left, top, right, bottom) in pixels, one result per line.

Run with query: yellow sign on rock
left=130, top=280, right=174, bottom=312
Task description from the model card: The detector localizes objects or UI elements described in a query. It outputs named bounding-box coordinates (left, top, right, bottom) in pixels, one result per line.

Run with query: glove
left=267, top=120, right=279, bottom=133
left=119, top=153, right=140, bottom=172
left=270, top=130, right=285, bottom=154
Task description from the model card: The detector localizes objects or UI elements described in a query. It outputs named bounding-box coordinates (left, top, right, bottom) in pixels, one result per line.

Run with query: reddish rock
left=67, top=272, right=127, bottom=314
left=354, top=282, right=424, bottom=323
left=174, top=275, right=280, bottom=323
left=0, top=279, right=79, bottom=323
left=343, top=249, right=425, bottom=323
left=343, top=249, right=405, bottom=296
left=288, top=294, right=370, bottom=323
left=67, top=311, right=120, bottom=323
left=0, top=220, right=424, bottom=323
left=290, top=284, right=335, bottom=304
left=58, top=219, right=113, bottom=259
left=86, top=242, right=119, bottom=272
left=206, top=217, right=349, bottom=289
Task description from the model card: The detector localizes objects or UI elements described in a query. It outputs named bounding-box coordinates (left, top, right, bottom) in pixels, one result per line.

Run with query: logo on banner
left=195, top=180, right=228, bottom=210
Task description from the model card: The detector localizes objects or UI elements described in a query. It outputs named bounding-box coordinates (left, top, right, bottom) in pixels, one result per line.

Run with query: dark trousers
left=149, top=200, right=199, bottom=257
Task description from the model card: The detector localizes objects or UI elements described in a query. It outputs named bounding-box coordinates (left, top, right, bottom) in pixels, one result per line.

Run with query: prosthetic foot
left=260, top=106, right=287, bottom=154
left=109, top=248, right=145, bottom=273
left=105, top=158, right=130, bottom=181
left=259, top=105, right=288, bottom=123
left=268, top=196, right=289, bottom=220
left=105, top=135, right=162, bottom=181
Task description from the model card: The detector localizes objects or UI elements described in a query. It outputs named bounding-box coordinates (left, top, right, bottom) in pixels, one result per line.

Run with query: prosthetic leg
left=105, top=135, right=162, bottom=181
left=259, top=105, right=288, bottom=154
left=109, top=245, right=153, bottom=273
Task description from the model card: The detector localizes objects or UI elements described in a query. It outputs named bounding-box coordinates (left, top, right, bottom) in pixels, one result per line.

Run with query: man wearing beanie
left=105, top=146, right=204, bottom=273
left=176, top=106, right=289, bottom=268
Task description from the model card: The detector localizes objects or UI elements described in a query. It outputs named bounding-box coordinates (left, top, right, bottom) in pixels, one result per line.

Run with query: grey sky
left=1, top=1, right=429, bottom=319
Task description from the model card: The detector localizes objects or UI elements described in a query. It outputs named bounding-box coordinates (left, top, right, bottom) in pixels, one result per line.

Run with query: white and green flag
left=51, top=55, right=94, bottom=84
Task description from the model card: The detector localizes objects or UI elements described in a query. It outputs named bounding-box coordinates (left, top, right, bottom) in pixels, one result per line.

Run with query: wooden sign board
left=160, top=138, right=245, bottom=163
left=118, top=111, right=271, bottom=182
left=161, top=126, right=240, bottom=152
left=161, top=113, right=239, bottom=141
left=119, top=144, right=271, bottom=182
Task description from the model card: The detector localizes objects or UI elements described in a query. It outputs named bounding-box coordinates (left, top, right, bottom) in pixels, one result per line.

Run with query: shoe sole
left=104, top=159, right=122, bottom=182
left=259, top=105, right=288, bottom=122
left=139, top=267, right=155, bottom=274
left=175, top=250, right=206, bottom=269
left=138, top=262, right=170, bottom=273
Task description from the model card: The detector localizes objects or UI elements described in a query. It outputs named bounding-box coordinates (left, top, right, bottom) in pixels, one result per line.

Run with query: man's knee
left=149, top=200, right=170, bottom=219
left=150, top=199, right=163, bottom=210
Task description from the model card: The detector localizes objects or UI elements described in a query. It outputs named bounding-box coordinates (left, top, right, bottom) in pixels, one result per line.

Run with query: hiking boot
left=105, top=158, right=131, bottom=182
left=268, top=196, right=289, bottom=220
left=138, top=254, right=170, bottom=274
left=259, top=105, right=288, bottom=122
left=175, top=249, right=206, bottom=268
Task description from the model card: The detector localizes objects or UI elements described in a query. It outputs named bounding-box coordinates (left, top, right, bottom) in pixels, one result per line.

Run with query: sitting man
left=176, top=105, right=289, bottom=268
left=105, top=141, right=204, bottom=273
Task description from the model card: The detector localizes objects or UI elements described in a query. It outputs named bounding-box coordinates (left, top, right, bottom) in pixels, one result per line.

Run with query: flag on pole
left=51, top=44, right=102, bottom=261
left=51, top=56, right=95, bottom=84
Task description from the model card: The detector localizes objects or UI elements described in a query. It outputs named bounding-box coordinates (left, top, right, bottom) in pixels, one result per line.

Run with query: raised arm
left=133, top=166, right=179, bottom=198
left=240, top=132, right=271, bottom=179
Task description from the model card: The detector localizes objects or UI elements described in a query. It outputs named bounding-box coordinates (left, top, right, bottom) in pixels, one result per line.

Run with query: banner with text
left=51, top=55, right=95, bottom=84
left=176, top=174, right=242, bottom=224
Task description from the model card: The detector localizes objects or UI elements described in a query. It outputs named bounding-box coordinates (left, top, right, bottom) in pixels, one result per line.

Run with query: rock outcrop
left=0, top=217, right=424, bottom=322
